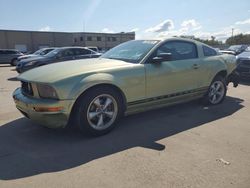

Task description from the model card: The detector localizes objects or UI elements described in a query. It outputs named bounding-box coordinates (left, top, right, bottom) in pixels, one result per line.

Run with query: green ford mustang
left=13, top=37, right=239, bottom=136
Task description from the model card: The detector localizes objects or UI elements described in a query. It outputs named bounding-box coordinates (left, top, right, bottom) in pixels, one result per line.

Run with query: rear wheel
left=10, top=59, right=17, bottom=66
left=203, top=76, right=227, bottom=105
left=73, top=86, right=124, bottom=136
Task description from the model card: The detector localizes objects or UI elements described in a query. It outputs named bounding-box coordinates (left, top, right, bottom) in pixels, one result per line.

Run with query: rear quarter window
left=203, top=46, right=217, bottom=57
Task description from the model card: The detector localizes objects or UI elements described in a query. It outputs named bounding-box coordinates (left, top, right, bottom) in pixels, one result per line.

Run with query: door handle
left=192, top=64, right=200, bottom=69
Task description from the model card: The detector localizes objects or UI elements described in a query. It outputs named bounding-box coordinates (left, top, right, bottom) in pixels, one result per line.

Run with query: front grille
left=21, top=81, right=33, bottom=96
left=240, top=59, right=250, bottom=66
left=237, top=66, right=250, bottom=73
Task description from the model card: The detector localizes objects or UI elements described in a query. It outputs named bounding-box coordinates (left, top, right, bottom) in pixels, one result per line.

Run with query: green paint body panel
left=13, top=37, right=237, bottom=128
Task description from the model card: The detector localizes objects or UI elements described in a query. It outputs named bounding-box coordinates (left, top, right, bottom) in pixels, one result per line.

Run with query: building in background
left=0, top=30, right=135, bottom=52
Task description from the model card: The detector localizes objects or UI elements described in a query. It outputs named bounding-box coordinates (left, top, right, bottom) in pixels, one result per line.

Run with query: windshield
left=33, top=49, right=44, bottom=55
left=101, top=40, right=159, bottom=63
left=45, top=48, right=61, bottom=58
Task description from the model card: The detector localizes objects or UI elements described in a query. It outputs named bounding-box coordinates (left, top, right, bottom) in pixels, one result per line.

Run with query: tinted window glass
left=156, top=41, right=198, bottom=61
left=203, top=46, right=217, bottom=57
left=74, top=48, right=91, bottom=55
left=5, top=50, right=17, bottom=54
left=97, top=36, right=102, bottom=41
left=87, top=36, right=92, bottom=41
left=61, top=49, right=74, bottom=57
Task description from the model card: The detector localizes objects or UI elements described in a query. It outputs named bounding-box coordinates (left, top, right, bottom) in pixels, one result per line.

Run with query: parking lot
left=0, top=64, right=250, bottom=188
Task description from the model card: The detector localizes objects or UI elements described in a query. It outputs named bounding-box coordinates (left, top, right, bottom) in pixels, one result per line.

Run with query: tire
left=73, top=86, right=124, bottom=136
left=10, top=59, right=17, bottom=66
left=203, top=75, right=227, bottom=105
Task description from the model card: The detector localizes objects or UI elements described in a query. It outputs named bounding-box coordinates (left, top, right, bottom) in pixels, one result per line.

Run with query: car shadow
left=7, top=77, right=18, bottom=81
left=0, top=96, right=244, bottom=180
left=0, top=65, right=11, bottom=68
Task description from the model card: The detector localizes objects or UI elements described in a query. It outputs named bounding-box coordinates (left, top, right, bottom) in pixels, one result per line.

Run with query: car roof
left=0, top=49, right=20, bottom=51
left=58, top=46, right=89, bottom=49
left=134, top=36, right=200, bottom=43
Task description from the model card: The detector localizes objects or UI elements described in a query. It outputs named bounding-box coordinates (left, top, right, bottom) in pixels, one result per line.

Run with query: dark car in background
left=16, top=47, right=101, bottom=73
left=236, top=47, right=250, bottom=79
left=0, top=49, right=24, bottom=66
left=16, top=48, right=56, bottom=64
left=86, top=46, right=100, bottom=53
left=225, top=45, right=248, bottom=55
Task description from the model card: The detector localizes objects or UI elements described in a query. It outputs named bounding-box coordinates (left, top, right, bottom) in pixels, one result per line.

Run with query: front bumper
left=227, top=71, right=240, bottom=87
left=13, top=88, right=74, bottom=128
left=16, top=65, right=31, bottom=73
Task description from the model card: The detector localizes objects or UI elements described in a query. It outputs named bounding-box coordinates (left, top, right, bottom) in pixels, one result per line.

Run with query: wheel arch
left=68, top=83, right=127, bottom=125
left=214, top=70, right=228, bottom=79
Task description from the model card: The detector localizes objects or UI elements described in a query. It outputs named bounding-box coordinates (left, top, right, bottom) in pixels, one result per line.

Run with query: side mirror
left=152, top=53, right=172, bottom=63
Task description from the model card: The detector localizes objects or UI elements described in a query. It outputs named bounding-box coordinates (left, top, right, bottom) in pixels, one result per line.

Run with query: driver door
left=145, top=40, right=202, bottom=98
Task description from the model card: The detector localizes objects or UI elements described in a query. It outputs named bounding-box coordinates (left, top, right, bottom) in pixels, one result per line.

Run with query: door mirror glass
left=152, top=53, right=172, bottom=63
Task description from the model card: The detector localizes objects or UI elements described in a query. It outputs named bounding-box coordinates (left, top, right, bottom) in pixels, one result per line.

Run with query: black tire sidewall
left=204, top=76, right=227, bottom=105
left=75, top=86, right=123, bottom=136
left=10, top=59, right=17, bottom=66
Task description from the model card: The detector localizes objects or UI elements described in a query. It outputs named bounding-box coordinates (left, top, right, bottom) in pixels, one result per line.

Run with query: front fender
left=68, top=73, right=122, bottom=100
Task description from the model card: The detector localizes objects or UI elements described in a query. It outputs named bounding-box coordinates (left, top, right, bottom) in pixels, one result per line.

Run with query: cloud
left=181, top=19, right=202, bottom=31
left=235, top=18, right=250, bottom=25
left=141, top=18, right=249, bottom=42
left=131, top=28, right=139, bottom=32
left=145, top=19, right=174, bottom=33
left=39, top=26, right=51, bottom=32
left=194, top=27, right=242, bottom=41
left=102, top=28, right=114, bottom=33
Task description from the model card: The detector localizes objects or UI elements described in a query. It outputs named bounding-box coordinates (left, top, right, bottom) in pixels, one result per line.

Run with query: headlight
left=37, top=84, right=58, bottom=99
left=25, top=61, right=37, bottom=66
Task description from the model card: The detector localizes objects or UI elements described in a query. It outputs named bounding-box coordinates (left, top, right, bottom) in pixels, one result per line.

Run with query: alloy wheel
left=87, top=94, right=118, bottom=130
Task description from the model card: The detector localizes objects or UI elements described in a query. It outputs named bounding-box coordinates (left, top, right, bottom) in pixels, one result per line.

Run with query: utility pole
left=231, top=28, right=234, bottom=44
left=83, top=19, right=86, bottom=32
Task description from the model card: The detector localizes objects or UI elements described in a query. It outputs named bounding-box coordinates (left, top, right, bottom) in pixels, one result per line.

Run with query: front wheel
left=203, top=76, right=227, bottom=105
left=73, top=86, right=124, bottom=136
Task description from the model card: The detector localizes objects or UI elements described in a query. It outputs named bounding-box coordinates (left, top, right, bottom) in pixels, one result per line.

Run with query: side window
left=0, top=50, right=3, bottom=55
left=43, top=49, right=52, bottom=54
left=5, top=50, right=16, bottom=54
left=74, top=48, right=91, bottom=55
left=203, top=46, right=217, bottom=57
left=156, top=41, right=198, bottom=61
left=61, top=49, right=74, bottom=57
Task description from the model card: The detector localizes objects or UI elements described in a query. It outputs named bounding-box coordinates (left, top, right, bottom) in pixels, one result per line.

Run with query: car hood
left=237, top=51, right=250, bottom=59
left=19, top=56, right=51, bottom=64
left=19, top=54, right=38, bottom=59
left=18, top=58, right=134, bottom=83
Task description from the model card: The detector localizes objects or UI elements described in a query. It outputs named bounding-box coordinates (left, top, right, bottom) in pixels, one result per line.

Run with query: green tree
left=226, top=34, right=250, bottom=45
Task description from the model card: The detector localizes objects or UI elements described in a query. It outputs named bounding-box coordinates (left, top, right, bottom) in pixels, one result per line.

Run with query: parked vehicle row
left=220, top=45, right=249, bottom=55
left=236, top=47, right=250, bottom=79
left=16, top=48, right=56, bottom=63
left=0, top=49, right=24, bottom=66
left=16, top=47, right=102, bottom=73
left=0, top=46, right=102, bottom=68
left=12, top=37, right=239, bottom=136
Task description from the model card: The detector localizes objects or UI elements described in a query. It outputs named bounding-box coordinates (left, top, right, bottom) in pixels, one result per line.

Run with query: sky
left=0, top=0, right=250, bottom=41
